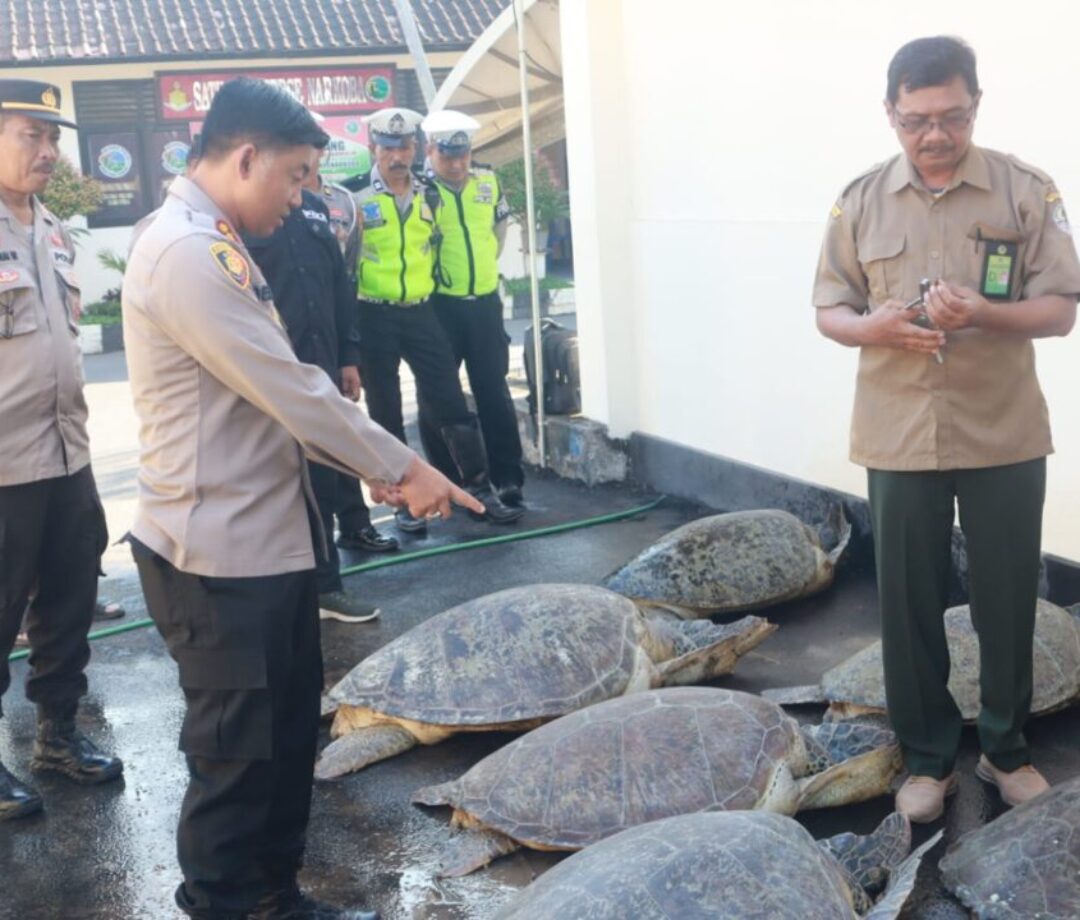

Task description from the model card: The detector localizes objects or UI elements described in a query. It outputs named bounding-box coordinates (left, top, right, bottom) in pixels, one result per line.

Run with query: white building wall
left=563, top=0, right=1080, bottom=559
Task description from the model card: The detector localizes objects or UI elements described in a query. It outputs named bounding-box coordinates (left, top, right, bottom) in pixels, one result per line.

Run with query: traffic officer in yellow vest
left=416, top=110, right=526, bottom=508
left=124, top=79, right=481, bottom=918
left=0, top=79, right=124, bottom=823
left=354, top=107, right=524, bottom=531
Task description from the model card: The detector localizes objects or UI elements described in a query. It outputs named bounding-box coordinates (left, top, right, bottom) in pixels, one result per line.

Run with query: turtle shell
left=603, top=510, right=830, bottom=613
left=493, top=811, right=860, bottom=920
left=431, top=687, right=803, bottom=849
left=327, top=584, right=648, bottom=726
left=820, top=600, right=1080, bottom=719
left=940, top=775, right=1080, bottom=919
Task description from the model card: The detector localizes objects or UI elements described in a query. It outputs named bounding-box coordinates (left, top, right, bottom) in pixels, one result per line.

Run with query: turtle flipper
left=435, top=828, right=521, bottom=877
left=795, top=741, right=903, bottom=811
left=654, top=615, right=776, bottom=684
left=863, top=831, right=943, bottom=919
left=313, top=724, right=418, bottom=780
left=823, top=504, right=853, bottom=567
left=761, top=685, right=827, bottom=706
left=819, top=812, right=910, bottom=897
left=411, top=779, right=460, bottom=807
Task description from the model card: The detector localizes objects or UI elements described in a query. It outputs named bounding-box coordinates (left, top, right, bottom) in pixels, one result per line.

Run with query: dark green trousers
left=867, top=458, right=1046, bottom=779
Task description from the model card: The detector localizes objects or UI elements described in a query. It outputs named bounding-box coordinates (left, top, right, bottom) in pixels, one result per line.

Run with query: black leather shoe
left=31, top=703, right=124, bottom=784
left=0, top=761, right=43, bottom=821
left=336, top=526, right=400, bottom=553
left=250, top=890, right=378, bottom=920
left=394, top=508, right=428, bottom=534
left=497, top=485, right=525, bottom=508
left=469, top=487, right=526, bottom=524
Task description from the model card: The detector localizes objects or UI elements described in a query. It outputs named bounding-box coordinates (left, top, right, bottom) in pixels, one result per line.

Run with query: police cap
left=422, top=110, right=479, bottom=156
left=0, top=79, right=77, bottom=129
left=364, top=107, right=423, bottom=148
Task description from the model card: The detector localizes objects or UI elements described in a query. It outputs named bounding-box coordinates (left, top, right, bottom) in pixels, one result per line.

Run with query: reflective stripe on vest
left=434, top=172, right=500, bottom=297
left=356, top=191, right=437, bottom=303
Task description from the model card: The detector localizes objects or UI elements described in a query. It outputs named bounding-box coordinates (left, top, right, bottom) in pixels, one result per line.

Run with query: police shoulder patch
left=215, top=219, right=240, bottom=244
left=209, top=241, right=251, bottom=289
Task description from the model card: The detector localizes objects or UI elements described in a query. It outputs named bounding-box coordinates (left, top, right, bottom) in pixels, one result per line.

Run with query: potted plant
left=78, top=248, right=127, bottom=353
left=496, top=156, right=570, bottom=314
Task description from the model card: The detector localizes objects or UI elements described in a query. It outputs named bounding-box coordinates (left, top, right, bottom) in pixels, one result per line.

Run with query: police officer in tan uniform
left=815, top=37, right=1080, bottom=823
left=124, top=79, right=480, bottom=920
left=0, top=79, right=123, bottom=823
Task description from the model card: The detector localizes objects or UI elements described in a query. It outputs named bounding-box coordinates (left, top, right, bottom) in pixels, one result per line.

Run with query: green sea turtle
left=940, top=775, right=1080, bottom=919
left=765, top=600, right=1080, bottom=721
left=412, top=686, right=903, bottom=876
left=314, top=585, right=775, bottom=780
left=603, top=506, right=852, bottom=616
left=494, top=811, right=941, bottom=920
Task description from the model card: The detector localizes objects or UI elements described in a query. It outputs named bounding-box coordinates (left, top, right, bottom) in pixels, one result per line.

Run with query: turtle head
left=799, top=720, right=897, bottom=770
left=794, top=720, right=902, bottom=811
left=818, top=812, right=910, bottom=901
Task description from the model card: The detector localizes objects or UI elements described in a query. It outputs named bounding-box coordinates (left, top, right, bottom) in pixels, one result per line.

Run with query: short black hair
left=886, top=37, right=979, bottom=105
left=196, top=78, right=328, bottom=160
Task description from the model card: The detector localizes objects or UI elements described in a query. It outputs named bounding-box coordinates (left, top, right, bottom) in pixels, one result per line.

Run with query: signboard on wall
left=156, top=66, right=395, bottom=122
left=320, top=115, right=372, bottom=184
left=148, top=127, right=193, bottom=206
left=86, top=131, right=145, bottom=225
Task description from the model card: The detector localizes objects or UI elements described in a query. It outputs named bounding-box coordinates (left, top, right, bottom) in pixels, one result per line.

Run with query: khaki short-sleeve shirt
left=0, top=197, right=89, bottom=486
left=813, top=146, right=1080, bottom=471
left=123, top=177, right=415, bottom=577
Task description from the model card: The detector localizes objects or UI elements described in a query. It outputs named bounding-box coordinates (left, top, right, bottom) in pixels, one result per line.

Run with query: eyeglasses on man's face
left=892, top=104, right=976, bottom=136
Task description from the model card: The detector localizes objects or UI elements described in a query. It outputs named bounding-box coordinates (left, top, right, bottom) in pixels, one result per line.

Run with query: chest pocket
left=0, top=269, right=38, bottom=339
left=54, top=265, right=82, bottom=335
left=858, top=236, right=907, bottom=308
left=966, top=222, right=1025, bottom=300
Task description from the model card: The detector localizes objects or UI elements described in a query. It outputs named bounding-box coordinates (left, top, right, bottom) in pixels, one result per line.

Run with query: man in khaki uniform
left=0, top=79, right=123, bottom=823
left=124, top=79, right=479, bottom=920
left=815, top=37, right=1080, bottom=823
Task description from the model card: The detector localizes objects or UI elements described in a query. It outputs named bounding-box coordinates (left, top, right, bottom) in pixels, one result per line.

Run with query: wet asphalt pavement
left=3, top=351, right=1080, bottom=918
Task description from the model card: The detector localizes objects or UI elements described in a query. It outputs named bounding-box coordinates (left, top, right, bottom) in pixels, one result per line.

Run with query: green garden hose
left=8, top=495, right=666, bottom=662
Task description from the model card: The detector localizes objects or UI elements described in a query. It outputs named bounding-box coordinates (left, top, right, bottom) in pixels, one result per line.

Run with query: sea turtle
left=494, top=811, right=941, bottom=920
left=412, top=686, right=903, bottom=876
left=940, top=775, right=1080, bottom=919
left=314, top=585, right=776, bottom=779
left=602, top=506, right=852, bottom=617
left=765, top=600, right=1080, bottom=721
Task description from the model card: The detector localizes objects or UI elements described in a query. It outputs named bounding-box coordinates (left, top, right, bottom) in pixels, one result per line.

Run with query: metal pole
left=391, top=0, right=438, bottom=107
left=513, top=0, right=546, bottom=467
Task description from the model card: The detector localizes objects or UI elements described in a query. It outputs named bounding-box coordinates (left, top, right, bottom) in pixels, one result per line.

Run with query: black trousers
left=335, top=473, right=373, bottom=534
left=418, top=293, right=525, bottom=490
left=131, top=539, right=322, bottom=917
left=0, top=465, right=106, bottom=718
left=868, top=458, right=1046, bottom=778
left=356, top=299, right=474, bottom=446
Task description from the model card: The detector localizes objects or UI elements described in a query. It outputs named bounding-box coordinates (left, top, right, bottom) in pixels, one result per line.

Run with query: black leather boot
left=440, top=423, right=525, bottom=525
left=250, top=888, right=378, bottom=920
left=31, top=701, right=124, bottom=784
left=0, top=759, right=43, bottom=821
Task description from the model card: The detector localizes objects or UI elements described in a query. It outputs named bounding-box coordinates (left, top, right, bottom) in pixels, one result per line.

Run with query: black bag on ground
left=523, top=319, right=581, bottom=416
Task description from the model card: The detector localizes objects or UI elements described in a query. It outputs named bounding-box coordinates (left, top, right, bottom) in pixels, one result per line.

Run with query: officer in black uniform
left=244, top=173, right=386, bottom=624
left=0, top=78, right=123, bottom=822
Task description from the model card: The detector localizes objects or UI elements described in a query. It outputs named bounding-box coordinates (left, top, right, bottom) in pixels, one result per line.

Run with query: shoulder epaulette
left=839, top=160, right=889, bottom=199
left=341, top=172, right=372, bottom=193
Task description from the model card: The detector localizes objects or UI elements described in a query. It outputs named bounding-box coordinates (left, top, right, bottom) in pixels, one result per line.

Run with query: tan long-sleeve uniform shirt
left=0, top=197, right=88, bottom=486
left=123, top=177, right=415, bottom=577
left=814, top=146, right=1080, bottom=471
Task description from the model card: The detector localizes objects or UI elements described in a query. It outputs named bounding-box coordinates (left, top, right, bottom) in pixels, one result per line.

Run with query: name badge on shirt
left=980, top=240, right=1018, bottom=300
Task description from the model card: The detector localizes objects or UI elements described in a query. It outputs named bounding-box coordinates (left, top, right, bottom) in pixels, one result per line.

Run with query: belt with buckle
left=359, top=297, right=428, bottom=308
